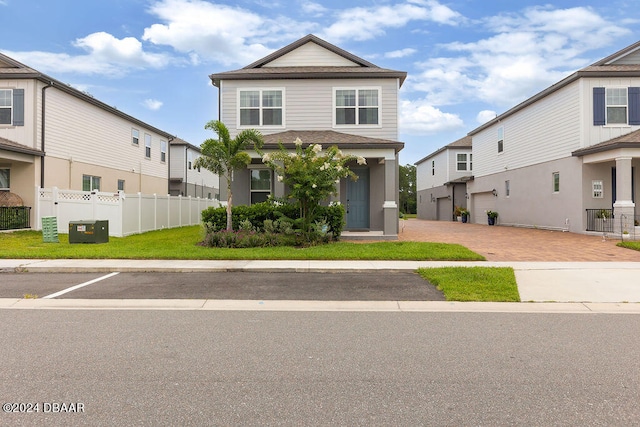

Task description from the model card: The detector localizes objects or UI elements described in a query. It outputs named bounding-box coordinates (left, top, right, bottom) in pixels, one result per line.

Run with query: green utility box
left=69, top=220, right=109, bottom=243
left=41, top=216, right=59, bottom=243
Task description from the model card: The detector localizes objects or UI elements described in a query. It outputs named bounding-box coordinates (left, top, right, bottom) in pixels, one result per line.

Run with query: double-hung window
left=250, top=169, right=272, bottom=204
left=160, top=140, right=167, bottom=163
left=606, top=88, right=628, bottom=125
left=0, top=89, right=12, bottom=125
left=594, top=87, right=640, bottom=126
left=334, top=88, right=380, bottom=126
left=82, top=175, right=101, bottom=192
left=497, top=127, right=504, bottom=153
left=145, top=134, right=151, bottom=158
left=456, top=153, right=472, bottom=172
left=132, top=129, right=139, bottom=145
left=239, top=89, right=283, bottom=127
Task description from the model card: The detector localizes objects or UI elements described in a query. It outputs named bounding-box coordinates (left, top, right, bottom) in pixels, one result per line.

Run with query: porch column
left=383, top=156, right=399, bottom=237
left=614, top=157, right=635, bottom=234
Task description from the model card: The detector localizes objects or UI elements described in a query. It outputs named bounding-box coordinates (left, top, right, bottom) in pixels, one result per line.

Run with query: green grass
left=418, top=267, right=520, bottom=302
left=0, top=226, right=485, bottom=261
left=618, top=241, right=640, bottom=251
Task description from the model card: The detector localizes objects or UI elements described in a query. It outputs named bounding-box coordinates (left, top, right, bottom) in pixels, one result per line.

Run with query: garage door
left=472, top=193, right=494, bottom=224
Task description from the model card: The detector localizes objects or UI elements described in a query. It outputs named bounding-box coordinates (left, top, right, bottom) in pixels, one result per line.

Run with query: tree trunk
left=226, top=172, right=233, bottom=232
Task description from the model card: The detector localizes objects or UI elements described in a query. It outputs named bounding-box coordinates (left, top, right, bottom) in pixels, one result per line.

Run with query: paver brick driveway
left=397, top=219, right=640, bottom=262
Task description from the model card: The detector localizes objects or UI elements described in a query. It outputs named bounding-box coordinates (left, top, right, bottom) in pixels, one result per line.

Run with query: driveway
left=398, top=219, right=640, bottom=262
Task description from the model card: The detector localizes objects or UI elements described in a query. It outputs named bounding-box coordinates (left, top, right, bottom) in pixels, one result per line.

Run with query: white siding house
left=467, top=40, right=640, bottom=235
left=415, top=136, right=472, bottom=221
left=209, top=34, right=406, bottom=239
left=169, top=138, right=219, bottom=199
left=0, top=52, right=175, bottom=228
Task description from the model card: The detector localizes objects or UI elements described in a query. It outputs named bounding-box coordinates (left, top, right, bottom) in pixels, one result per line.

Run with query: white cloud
left=301, top=1, right=327, bottom=17
left=143, top=99, right=163, bottom=110
left=321, top=1, right=463, bottom=43
left=142, top=0, right=314, bottom=66
left=399, top=99, right=464, bottom=135
left=385, top=48, right=417, bottom=59
left=408, top=6, right=631, bottom=108
left=476, top=110, right=497, bottom=124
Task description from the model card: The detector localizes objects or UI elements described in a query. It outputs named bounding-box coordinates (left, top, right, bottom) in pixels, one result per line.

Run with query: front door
left=347, top=168, right=369, bottom=229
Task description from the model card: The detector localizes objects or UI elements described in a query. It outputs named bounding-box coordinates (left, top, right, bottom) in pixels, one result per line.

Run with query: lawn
left=0, top=226, right=485, bottom=261
left=618, top=241, right=640, bottom=251
left=418, top=267, right=520, bottom=302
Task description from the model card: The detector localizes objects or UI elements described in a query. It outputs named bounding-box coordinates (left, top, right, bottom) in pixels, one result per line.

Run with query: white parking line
left=42, top=272, right=120, bottom=299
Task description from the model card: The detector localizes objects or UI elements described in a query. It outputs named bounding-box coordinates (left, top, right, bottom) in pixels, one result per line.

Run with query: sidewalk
left=2, top=258, right=640, bottom=305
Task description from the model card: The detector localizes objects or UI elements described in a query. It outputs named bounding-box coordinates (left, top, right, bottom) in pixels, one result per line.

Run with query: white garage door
left=472, top=193, right=495, bottom=225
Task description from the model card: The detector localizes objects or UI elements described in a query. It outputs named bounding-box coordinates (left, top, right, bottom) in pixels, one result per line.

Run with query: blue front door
left=347, top=168, right=369, bottom=229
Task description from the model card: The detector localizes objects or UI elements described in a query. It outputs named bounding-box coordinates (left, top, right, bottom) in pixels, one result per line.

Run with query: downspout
left=167, top=135, right=175, bottom=195
left=40, top=81, right=54, bottom=188
left=184, top=146, right=188, bottom=196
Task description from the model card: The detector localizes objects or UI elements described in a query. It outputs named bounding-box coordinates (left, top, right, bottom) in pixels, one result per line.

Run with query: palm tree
left=194, top=120, right=263, bottom=231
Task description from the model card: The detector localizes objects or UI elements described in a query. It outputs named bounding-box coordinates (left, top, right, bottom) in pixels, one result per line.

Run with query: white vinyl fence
left=35, top=187, right=220, bottom=237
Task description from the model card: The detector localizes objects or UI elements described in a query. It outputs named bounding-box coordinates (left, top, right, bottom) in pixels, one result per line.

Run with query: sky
left=1, top=0, right=638, bottom=165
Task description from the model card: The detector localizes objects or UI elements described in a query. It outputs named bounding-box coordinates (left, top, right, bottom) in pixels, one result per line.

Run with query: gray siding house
left=209, top=34, right=406, bottom=239
left=467, top=41, right=640, bottom=236
left=415, top=135, right=472, bottom=221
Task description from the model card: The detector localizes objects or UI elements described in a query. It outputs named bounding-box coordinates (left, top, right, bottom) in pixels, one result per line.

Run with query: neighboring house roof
left=261, top=130, right=404, bottom=153
left=170, top=137, right=201, bottom=153
left=469, top=40, right=640, bottom=136
left=572, top=128, right=640, bottom=157
left=414, top=135, right=472, bottom=165
left=0, top=136, right=44, bottom=156
left=0, top=53, right=175, bottom=140
left=209, top=34, right=407, bottom=87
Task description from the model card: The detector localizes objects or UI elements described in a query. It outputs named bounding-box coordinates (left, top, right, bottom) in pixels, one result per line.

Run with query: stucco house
left=415, top=135, right=472, bottom=221
left=209, top=34, right=406, bottom=239
left=0, top=52, right=175, bottom=228
left=466, top=40, right=640, bottom=236
left=169, top=138, right=219, bottom=199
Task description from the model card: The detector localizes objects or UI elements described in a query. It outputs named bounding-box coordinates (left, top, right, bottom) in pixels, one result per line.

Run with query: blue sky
left=1, top=0, right=638, bottom=165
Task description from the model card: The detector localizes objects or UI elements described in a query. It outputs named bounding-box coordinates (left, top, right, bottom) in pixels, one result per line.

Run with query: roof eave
left=209, top=70, right=407, bottom=86
left=572, top=142, right=640, bottom=157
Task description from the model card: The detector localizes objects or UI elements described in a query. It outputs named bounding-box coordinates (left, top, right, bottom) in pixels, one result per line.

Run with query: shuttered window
left=593, top=87, right=640, bottom=125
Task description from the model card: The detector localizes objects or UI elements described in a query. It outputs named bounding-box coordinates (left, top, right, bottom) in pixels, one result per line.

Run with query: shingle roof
left=210, top=34, right=407, bottom=87
left=572, top=129, right=640, bottom=157
left=260, top=130, right=403, bottom=153
left=414, top=135, right=472, bottom=165
left=0, top=136, right=43, bottom=156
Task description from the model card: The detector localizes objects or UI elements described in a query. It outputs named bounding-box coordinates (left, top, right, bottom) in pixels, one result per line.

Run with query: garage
left=472, top=193, right=495, bottom=224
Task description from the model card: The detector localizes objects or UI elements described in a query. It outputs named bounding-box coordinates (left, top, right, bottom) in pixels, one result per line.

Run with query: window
left=250, top=169, right=271, bottom=204
left=497, top=127, right=504, bottom=153
left=552, top=172, right=560, bottom=193
left=0, top=89, right=12, bottom=125
left=456, top=153, right=472, bottom=171
left=132, top=129, right=139, bottom=145
left=82, top=175, right=101, bottom=191
left=431, top=160, right=435, bottom=176
left=0, top=168, right=9, bottom=190
left=592, top=180, right=603, bottom=198
left=606, top=88, right=628, bottom=124
left=335, top=88, right=380, bottom=126
left=145, top=134, right=151, bottom=158
left=187, top=151, right=193, bottom=170
left=239, top=89, right=283, bottom=127
left=160, top=140, right=167, bottom=163
left=118, top=179, right=125, bottom=192
left=505, top=180, right=510, bottom=197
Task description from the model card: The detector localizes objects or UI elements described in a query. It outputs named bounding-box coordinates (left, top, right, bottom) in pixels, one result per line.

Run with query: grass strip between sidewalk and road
left=418, top=267, right=521, bottom=302
left=0, top=226, right=485, bottom=261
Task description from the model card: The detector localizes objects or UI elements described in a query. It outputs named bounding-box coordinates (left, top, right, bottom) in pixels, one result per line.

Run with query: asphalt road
left=0, top=271, right=445, bottom=301
left=1, top=310, right=639, bottom=426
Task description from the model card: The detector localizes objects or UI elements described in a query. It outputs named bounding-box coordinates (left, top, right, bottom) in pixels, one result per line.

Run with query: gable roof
left=0, top=52, right=174, bottom=140
left=469, top=40, right=640, bottom=136
left=260, top=130, right=404, bottom=153
left=209, top=34, right=407, bottom=87
left=170, top=137, right=201, bottom=153
left=414, top=135, right=472, bottom=165
left=572, top=128, right=640, bottom=157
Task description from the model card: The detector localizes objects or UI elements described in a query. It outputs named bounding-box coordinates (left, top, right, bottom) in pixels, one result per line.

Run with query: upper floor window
left=0, top=89, right=12, bottom=125
left=160, top=140, right=167, bottom=163
left=431, top=160, right=435, bottom=176
left=82, top=175, right=101, bottom=192
left=334, top=88, right=380, bottom=126
left=497, top=127, right=504, bottom=153
left=594, top=87, right=640, bottom=126
left=132, top=128, right=139, bottom=145
left=0, top=168, right=9, bottom=190
left=239, top=89, right=283, bottom=127
left=187, top=151, right=193, bottom=170
left=456, top=153, right=472, bottom=172
left=145, top=134, right=152, bottom=158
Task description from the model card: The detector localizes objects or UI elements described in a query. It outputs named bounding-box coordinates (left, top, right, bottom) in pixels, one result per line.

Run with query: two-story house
left=209, top=34, right=406, bottom=239
left=415, top=135, right=472, bottom=221
left=0, top=52, right=174, bottom=227
left=467, top=41, right=640, bottom=234
left=169, top=138, right=219, bottom=199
